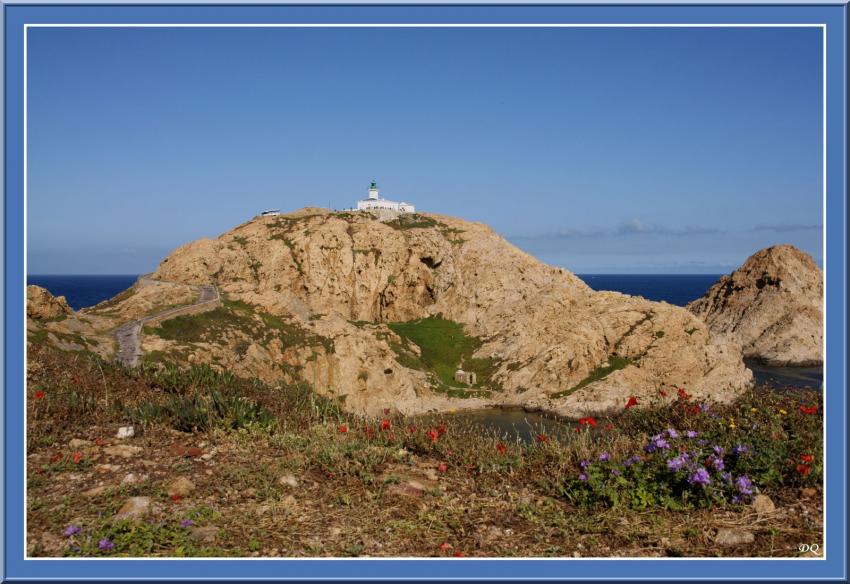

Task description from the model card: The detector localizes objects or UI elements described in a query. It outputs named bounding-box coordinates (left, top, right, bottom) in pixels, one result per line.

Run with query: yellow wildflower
left=780, top=409, right=788, bottom=415
left=751, top=408, right=758, bottom=413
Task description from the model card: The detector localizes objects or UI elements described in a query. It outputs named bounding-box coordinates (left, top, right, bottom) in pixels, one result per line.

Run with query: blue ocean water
left=27, top=273, right=718, bottom=311
left=577, top=274, right=722, bottom=306
left=27, top=275, right=138, bottom=311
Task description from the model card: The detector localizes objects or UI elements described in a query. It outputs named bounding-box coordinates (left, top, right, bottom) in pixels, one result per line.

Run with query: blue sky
left=26, top=26, right=823, bottom=274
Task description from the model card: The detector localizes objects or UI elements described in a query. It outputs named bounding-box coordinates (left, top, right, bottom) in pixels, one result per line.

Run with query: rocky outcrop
left=140, top=208, right=752, bottom=417
left=687, top=245, right=822, bottom=367
left=27, top=285, right=73, bottom=320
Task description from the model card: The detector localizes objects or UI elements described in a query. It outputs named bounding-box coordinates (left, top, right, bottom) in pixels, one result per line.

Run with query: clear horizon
left=27, top=26, right=823, bottom=275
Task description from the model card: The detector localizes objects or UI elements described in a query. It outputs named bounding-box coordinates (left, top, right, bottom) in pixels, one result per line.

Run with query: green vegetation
left=144, top=295, right=333, bottom=354
left=387, top=316, right=499, bottom=396
left=384, top=214, right=443, bottom=231
left=551, top=356, right=634, bottom=399
left=25, top=340, right=824, bottom=558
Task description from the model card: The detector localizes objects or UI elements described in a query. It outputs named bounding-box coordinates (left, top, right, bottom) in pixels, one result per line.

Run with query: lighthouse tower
left=356, top=180, right=415, bottom=214
left=368, top=180, right=380, bottom=200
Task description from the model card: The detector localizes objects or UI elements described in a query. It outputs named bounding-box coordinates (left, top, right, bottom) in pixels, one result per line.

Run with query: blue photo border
left=3, top=3, right=847, bottom=581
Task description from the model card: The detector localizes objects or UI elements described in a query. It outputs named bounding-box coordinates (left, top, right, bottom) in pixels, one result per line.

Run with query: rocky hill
left=687, top=245, right=823, bottom=367
left=128, top=208, right=751, bottom=417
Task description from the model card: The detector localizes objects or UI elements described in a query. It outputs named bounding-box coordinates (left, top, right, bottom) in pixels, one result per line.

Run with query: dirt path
left=114, top=276, right=219, bottom=367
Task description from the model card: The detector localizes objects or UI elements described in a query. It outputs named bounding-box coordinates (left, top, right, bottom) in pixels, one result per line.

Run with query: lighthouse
left=356, top=181, right=415, bottom=214
left=368, top=180, right=380, bottom=200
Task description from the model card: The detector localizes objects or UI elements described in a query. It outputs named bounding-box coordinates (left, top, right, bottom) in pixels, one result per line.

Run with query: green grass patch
left=383, top=214, right=443, bottom=231
left=387, top=316, right=499, bottom=394
left=551, top=356, right=634, bottom=399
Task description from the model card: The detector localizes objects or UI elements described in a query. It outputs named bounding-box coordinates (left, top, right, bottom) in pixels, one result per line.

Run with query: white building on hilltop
left=356, top=181, right=415, bottom=213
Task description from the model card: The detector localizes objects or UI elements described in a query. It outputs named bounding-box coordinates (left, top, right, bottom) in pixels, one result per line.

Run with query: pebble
left=103, top=445, right=142, bottom=458
left=82, top=485, right=108, bottom=498
left=116, top=426, right=135, bottom=439
left=166, top=477, right=195, bottom=498
left=800, top=487, right=817, bottom=499
left=189, top=526, right=218, bottom=543
left=278, top=474, right=299, bottom=488
left=96, top=464, right=121, bottom=473
left=69, top=438, right=92, bottom=449
left=121, top=473, right=145, bottom=485
left=752, top=494, right=776, bottom=515
left=113, top=496, right=151, bottom=521
left=715, top=528, right=755, bottom=546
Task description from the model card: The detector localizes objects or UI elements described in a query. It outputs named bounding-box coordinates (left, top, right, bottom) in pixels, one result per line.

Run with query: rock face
left=138, top=208, right=752, bottom=417
left=687, top=245, right=822, bottom=367
left=26, top=285, right=73, bottom=320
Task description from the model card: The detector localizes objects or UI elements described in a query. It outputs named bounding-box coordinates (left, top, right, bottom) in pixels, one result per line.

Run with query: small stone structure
left=454, top=369, right=476, bottom=386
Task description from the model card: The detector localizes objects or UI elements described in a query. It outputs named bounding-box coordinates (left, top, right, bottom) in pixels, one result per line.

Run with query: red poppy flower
left=438, top=463, right=448, bottom=473
left=659, top=389, right=668, bottom=397
left=796, top=464, right=811, bottom=476
left=453, top=551, right=466, bottom=557
left=688, top=405, right=701, bottom=416
left=380, top=419, right=391, bottom=431
left=799, top=405, right=818, bottom=415
left=439, top=542, right=453, bottom=551
left=625, top=396, right=638, bottom=409
left=437, top=424, right=447, bottom=436
left=408, top=425, right=417, bottom=434
left=677, top=388, right=690, bottom=400
left=536, top=434, right=550, bottom=443
left=34, top=390, right=45, bottom=400
left=427, top=429, right=439, bottom=443
left=72, top=451, right=83, bottom=464
left=800, top=454, right=814, bottom=463
left=383, top=408, right=390, bottom=415
left=51, top=453, right=61, bottom=463
left=496, top=442, right=507, bottom=455
left=95, top=437, right=103, bottom=446
left=578, top=417, right=597, bottom=427
left=604, top=423, right=614, bottom=432
left=338, top=425, right=348, bottom=433
left=171, top=494, right=183, bottom=502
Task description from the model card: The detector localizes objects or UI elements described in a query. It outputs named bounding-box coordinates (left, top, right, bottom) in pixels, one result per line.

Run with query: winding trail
left=113, top=276, right=220, bottom=367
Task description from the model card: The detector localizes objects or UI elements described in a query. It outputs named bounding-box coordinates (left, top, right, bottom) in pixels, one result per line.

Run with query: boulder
left=26, top=285, right=73, bottom=320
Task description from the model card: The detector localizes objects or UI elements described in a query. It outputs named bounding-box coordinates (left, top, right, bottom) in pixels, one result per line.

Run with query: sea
left=27, top=272, right=822, bottom=429
left=27, top=273, right=722, bottom=312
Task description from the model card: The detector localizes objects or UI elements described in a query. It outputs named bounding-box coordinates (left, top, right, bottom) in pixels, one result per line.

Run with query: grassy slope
left=387, top=316, right=499, bottom=397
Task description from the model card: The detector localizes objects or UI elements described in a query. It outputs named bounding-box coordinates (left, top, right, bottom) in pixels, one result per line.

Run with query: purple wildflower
left=732, top=445, right=748, bottom=456
left=579, top=460, right=590, bottom=469
left=180, top=519, right=194, bottom=528
left=700, top=403, right=710, bottom=413
left=735, top=475, right=753, bottom=496
left=98, top=538, right=114, bottom=551
left=611, top=469, right=621, bottom=476
left=721, top=472, right=732, bottom=482
left=685, top=430, right=698, bottom=439
left=666, top=428, right=679, bottom=439
left=623, top=456, right=641, bottom=467
left=578, top=472, right=588, bottom=482
left=63, top=525, right=81, bottom=537
left=654, top=437, right=670, bottom=450
left=688, top=468, right=711, bottom=486
left=713, top=445, right=725, bottom=457
left=598, top=452, right=610, bottom=462
left=708, top=455, right=725, bottom=472
left=667, top=456, right=687, bottom=471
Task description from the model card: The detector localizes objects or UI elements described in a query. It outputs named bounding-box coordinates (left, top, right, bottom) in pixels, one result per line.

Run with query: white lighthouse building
left=356, top=181, right=415, bottom=213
